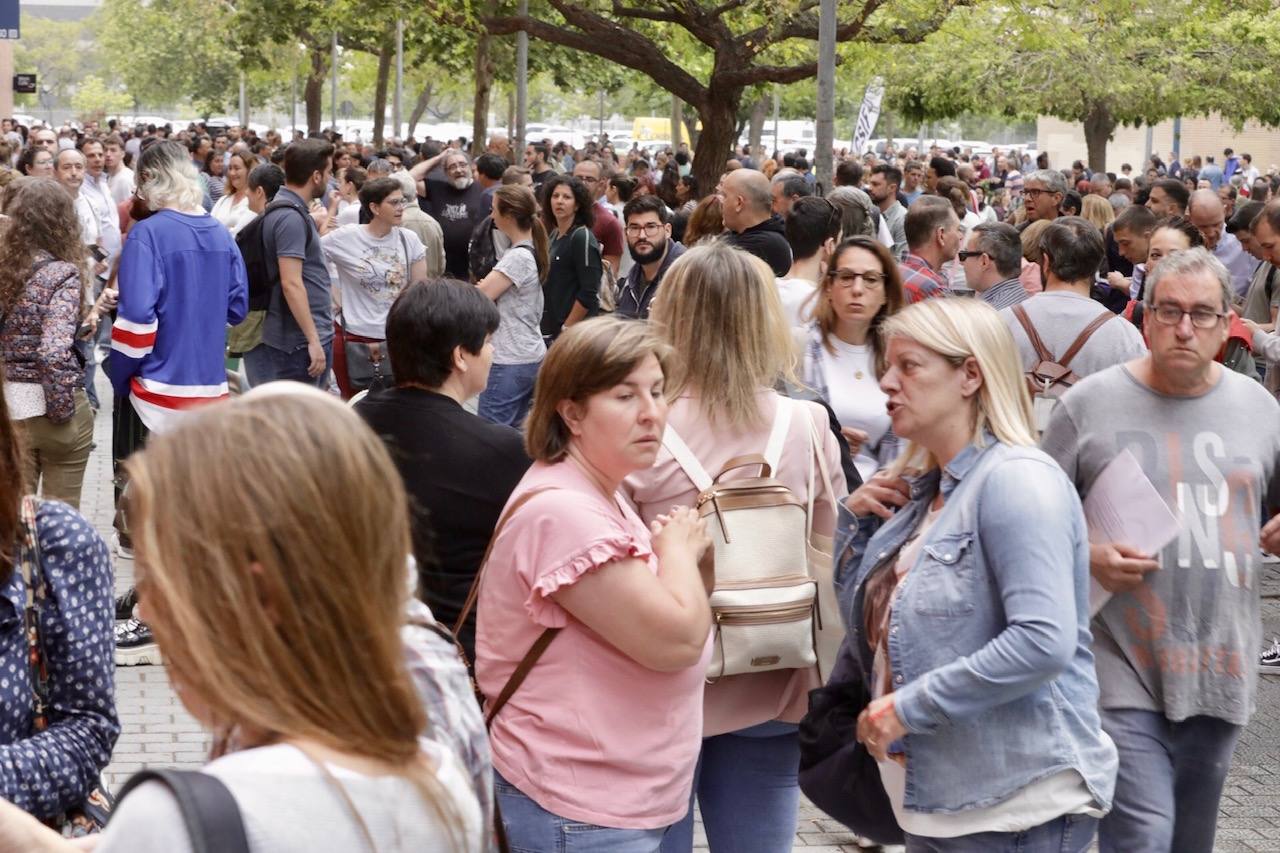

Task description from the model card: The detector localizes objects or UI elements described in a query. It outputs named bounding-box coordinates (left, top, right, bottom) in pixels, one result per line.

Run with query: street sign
left=13, top=74, right=36, bottom=95
left=0, top=0, right=18, bottom=40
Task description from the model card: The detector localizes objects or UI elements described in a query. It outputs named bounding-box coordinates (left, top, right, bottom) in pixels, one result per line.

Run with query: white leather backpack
left=662, top=396, right=824, bottom=681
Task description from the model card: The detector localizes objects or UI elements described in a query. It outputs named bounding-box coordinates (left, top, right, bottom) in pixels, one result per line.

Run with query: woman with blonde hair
left=0, top=386, right=486, bottom=851
left=476, top=317, right=712, bottom=851
left=832, top=298, right=1117, bottom=852
left=800, top=235, right=905, bottom=482
left=1081, top=194, right=1116, bottom=232
left=628, top=242, right=845, bottom=853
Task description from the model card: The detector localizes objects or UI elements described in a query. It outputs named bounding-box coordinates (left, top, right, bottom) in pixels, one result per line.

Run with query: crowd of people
left=0, top=111, right=1279, bottom=852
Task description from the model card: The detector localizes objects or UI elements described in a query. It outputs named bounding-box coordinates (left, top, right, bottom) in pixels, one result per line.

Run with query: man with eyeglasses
left=960, top=222, right=1027, bottom=310
left=1043, top=247, right=1280, bottom=853
left=573, top=158, right=624, bottom=275
left=615, top=194, right=685, bottom=320
left=408, top=147, right=486, bottom=278
left=1019, top=169, right=1067, bottom=231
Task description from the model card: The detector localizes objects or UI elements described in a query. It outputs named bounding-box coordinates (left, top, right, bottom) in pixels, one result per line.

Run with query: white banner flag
left=851, top=77, right=885, bottom=155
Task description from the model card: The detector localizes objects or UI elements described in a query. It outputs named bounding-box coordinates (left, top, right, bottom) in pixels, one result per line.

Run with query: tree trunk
left=406, top=81, right=435, bottom=140
left=372, top=35, right=393, bottom=146
left=747, top=95, right=768, bottom=156
left=1082, top=101, right=1116, bottom=174
left=507, top=87, right=515, bottom=139
left=471, top=4, right=496, bottom=157
left=692, top=90, right=741, bottom=202
left=671, top=96, right=683, bottom=151
left=304, top=44, right=329, bottom=136
left=682, top=113, right=700, bottom=149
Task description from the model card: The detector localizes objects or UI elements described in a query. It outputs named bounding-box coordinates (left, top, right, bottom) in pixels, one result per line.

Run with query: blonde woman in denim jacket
left=831, top=298, right=1117, bottom=853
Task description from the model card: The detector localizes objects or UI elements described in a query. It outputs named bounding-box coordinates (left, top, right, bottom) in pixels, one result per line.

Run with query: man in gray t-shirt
left=244, top=138, right=335, bottom=388
left=1043, top=248, right=1280, bottom=853
left=1000, top=217, right=1147, bottom=379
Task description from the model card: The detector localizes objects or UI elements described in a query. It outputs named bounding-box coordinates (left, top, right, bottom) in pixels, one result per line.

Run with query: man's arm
left=277, top=257, right=325, bottom=377
left=407, top=151, right=448, bottom=199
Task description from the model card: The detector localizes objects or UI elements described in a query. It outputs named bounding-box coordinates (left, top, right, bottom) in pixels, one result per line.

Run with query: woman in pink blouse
left=475, top=317, right=713, bottom=851
left=627, top=243, right=847, bottom=852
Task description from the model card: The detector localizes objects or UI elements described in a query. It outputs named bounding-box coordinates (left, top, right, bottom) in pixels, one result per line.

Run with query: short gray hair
left=1024, top=169, right=1066, bottom=195
left=1143, top=246, right=1233, bottom=313
left=970, top=222, right=1022, bottom=278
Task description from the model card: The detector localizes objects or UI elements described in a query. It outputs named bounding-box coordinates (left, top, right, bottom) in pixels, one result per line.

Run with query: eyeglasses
left=625, top=222, right=664, bottom=237
left=381, top=198, right=410, bottom=208
left=1150, top=304, right=1227, bottom=329
left=1023, top=188, right=1054, bottom=199
left=577, top=175, right=599, bottom=184
left=827, top=269, right=885, bottom=289
left=957, top=250, right=986, bottom=262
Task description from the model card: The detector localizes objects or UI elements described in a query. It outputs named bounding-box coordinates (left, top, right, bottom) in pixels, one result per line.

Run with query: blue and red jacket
left=110, top=209, right=247, bottom=431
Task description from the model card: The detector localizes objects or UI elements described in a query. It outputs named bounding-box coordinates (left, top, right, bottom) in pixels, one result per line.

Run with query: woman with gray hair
left=108, top=139, right=248, bottom=666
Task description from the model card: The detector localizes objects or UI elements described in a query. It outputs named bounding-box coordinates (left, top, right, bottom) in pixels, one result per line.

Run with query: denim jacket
left=832, top=435, right=1117, bottom=814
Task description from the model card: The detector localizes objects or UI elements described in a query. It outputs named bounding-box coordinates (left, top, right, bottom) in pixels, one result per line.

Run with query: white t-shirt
left=776, top=276, right=818, bottom=328
left=211, top=193, right=256, bottom=237
left=821, top=338, right=890, bottom=481
left=96, top=741, right=483, bottom=853
left=321, top=224, right=426, bottom=339
left=109, top=166, right=136, bottom=206
left=336, top=203, right=360, bottom=227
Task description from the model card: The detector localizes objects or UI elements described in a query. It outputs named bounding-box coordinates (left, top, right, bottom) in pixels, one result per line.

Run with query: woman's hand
left=856, top=694, right=908, bottom=762
left=844, top=472, right=911, bottom=520
left=651, top=506, right=711, bottom=566
left=840, top=426, right=870, bottom=457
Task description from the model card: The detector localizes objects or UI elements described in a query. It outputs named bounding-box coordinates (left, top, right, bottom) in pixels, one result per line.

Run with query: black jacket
left=726, top=215, right=793, bottom=276
left=355, top=387, right=531, bottom=658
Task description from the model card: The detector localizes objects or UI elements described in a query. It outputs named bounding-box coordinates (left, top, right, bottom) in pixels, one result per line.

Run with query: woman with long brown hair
left=0, top=179, right=94, bottom=508
left=209, top=150, right=257, bottom=237
left=800, top=235, right=906, bottom=482
left=476, top=184, right=549, bottom=426
left=0, top=386, right=484, bottom=851
left=0, top=368, right=117, bottom=828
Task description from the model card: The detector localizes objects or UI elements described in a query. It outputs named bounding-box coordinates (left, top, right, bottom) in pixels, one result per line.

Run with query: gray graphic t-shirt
left=1043, top=364, right=1280, bottom=725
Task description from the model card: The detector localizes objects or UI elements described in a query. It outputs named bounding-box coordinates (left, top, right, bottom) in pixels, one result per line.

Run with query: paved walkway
left=82, top=389, right=1280, bottom=851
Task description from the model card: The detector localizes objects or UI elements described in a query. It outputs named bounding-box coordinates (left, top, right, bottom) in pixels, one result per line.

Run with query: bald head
left=720, top=168, right=772, bottom=232
left=1188, top=189, right=1226, bottom=250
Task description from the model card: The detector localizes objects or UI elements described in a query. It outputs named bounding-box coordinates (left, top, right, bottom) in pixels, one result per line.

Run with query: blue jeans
left=904, top=814, right=1097, bottom=852
left=494, top=771, right=669, bottom=853
left=243, top=341, right=332, bottom=389
left=660, top=721, right=800, bottom=853
left=1098, top=709, right=1241, bottom=853
left=478, top=360, right=541, bottom=427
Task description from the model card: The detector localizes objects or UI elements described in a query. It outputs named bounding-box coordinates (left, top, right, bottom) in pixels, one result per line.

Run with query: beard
left=451, top=176, right=474, bottom=191
left=628, top=237, right=667, bottom=265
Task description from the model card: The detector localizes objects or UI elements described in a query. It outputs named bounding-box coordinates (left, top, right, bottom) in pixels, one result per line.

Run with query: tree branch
left=480, top=6, right=709, bottom=106
left=611, top=0, right=682, bottom=24
left=720, top=60, right=820, bottom=89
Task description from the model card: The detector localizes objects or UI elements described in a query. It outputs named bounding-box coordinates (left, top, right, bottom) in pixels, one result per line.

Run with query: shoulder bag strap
left=763, top=394, right=794, bottom=473
left=484, top=627, right=559, bottom=729
left=452, top=485, right=558, bottom=637
left=1059, top=311, right=1115, bottom=368
left=115, top=770, right=251, bottom=853
left=660, top=424, right=713, bottom=493
left=805, top=408, right=838, bottom=542
left=17, top=496, right=52, bottom=732
left=1011, top=303, right=1053, bottom=363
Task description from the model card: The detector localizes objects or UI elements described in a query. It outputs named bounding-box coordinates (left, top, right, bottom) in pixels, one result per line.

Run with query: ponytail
left=531, top=218, right=550, bottom=283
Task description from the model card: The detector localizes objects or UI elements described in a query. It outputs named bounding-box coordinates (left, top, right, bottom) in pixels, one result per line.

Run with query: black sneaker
left=114, top=588, right=138, bottom=622
left=115, top=619, right=161, bottom=666
left=1261, top=638, right=1280, bottom=675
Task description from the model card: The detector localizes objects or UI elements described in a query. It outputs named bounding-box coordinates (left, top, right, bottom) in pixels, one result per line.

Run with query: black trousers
left=111, top=396, right=149, bottom=534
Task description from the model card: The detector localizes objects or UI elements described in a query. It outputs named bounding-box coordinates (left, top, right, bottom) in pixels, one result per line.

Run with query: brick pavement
left=82, top=387, right=1280, bottom=851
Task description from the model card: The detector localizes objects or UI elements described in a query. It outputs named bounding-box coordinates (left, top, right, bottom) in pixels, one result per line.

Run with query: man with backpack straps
left=240, top=139, right=335, bottom=388
left=1000, top=217, right=1146, bottom=431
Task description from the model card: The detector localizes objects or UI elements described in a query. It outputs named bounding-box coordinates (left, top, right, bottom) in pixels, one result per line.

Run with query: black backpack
left=235, top=198, right=314, bottom=312
left=467, top=214, right=498, bottom=283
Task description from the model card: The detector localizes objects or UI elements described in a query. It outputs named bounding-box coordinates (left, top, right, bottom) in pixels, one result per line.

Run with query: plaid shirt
left=403, top=598, right=497, bottom=852
left=898, top=254, right=949, bottom=303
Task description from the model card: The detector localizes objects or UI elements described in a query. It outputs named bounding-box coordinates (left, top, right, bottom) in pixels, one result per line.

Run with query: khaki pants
left=16, top=389, right=94, bottom=510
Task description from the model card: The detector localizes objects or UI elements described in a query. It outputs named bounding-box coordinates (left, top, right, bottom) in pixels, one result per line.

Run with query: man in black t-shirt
left=408, top=148, right=486, bottom=278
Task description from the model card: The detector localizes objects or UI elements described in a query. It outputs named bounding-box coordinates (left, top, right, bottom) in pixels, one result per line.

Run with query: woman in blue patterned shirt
left=0, top=369, right=118, bottom=821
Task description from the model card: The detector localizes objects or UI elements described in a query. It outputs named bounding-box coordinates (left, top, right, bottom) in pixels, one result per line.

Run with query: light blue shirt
left=1214, top=231, right=1259, bottom=299
left=833, top=436, right=1118, bottom=814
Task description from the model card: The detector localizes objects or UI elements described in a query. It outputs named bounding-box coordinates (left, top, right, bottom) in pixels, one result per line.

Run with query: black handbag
left=797, top=638, right=904, bottom=846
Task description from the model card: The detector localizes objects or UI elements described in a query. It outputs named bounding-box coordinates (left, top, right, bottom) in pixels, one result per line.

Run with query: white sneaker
left=1260, top=637, right=1280, bottom=674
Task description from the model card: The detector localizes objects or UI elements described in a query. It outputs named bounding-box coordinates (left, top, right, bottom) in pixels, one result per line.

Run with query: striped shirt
left=980, top=276, right=1030, bottom=311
